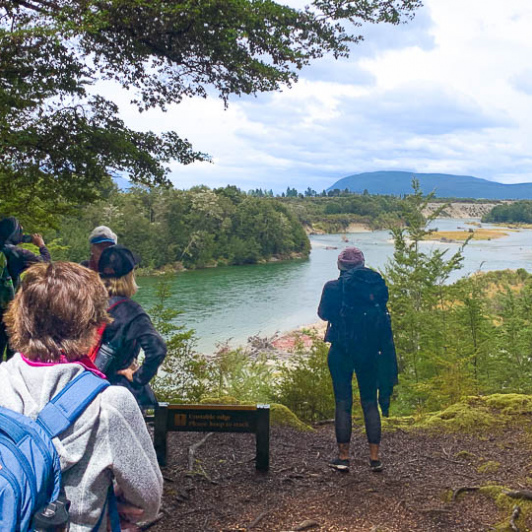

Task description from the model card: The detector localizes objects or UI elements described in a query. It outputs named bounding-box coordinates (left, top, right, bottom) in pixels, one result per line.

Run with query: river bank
left=136, top=251, right=309, bottom=276
left=135, top=218, right=532, bottom=355
left=423, top=201, right=500, bottom=219
left=303, top=202, right=502, bottom=236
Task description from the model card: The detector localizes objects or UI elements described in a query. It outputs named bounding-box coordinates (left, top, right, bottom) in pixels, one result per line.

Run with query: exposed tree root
left=188, top=432, right=213, bottom=471
left=509, top=505, right=521, bottom=532
left=452, top=486, right=479, bottom=502
left=247, top=510, right=271, bottom=529
left=505, top=490, right=532, bottom=501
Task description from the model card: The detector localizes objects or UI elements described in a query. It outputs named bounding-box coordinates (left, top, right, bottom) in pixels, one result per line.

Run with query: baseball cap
left=89, top=226, right=118, bottom=245
left=98, top=245, right=140, bottom=278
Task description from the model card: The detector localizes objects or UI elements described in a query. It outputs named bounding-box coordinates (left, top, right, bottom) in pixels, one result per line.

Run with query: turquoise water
left=135, top=219, right=532, bottom=354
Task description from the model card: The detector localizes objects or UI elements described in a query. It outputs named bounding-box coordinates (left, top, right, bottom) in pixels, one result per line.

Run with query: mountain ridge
left=328, top=171, right=532, bottom=199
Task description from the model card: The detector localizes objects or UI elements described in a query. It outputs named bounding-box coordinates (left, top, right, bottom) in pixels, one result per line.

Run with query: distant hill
left=328, top=171, right=532, bottom=200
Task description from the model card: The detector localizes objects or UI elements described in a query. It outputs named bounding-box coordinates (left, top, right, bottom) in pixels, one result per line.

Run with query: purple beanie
left=337, top=247, right=365, bottom=270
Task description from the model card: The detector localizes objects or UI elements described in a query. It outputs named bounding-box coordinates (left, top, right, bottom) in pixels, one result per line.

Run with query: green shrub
left=274, top=336, right=335, bottom=422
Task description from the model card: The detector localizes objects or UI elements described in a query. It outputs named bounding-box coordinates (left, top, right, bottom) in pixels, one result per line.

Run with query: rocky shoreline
left=422, top=201, right=501, bottom=219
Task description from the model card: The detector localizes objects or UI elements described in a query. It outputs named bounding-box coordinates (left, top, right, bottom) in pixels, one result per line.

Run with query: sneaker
left=329, top=458, right=350, bottom=472
left=369, top=459, right=384, bottom=472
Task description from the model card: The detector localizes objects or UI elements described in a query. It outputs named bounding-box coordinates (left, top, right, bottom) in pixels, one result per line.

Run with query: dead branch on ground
left=247, top=510, right=271, bottom=529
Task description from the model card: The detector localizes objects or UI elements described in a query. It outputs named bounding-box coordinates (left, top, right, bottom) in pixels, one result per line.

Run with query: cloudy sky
left=106, top=0, right=532, bottom=193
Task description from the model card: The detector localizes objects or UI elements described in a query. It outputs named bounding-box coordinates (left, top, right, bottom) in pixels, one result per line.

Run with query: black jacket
left=1, top=244, right=51, bottom=289
left=318, top=267, right=398, bottom=396
left=102, top=296, right=167, bottom=407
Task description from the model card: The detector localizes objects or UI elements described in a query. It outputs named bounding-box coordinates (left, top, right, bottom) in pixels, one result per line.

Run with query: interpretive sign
left=154, top=403, right=270, bottom=471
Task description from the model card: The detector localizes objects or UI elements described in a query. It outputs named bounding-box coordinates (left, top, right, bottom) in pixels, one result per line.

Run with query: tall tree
left=1, top=0, right=422, bottom=223
left=385, top=181, right=467, bottom=389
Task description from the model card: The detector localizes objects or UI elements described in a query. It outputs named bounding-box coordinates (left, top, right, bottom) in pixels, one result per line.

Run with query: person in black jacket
left=318, top=247, right=398, bottom=473
left=0, top=216, right=51, bottom=361
left=96, top=245, right=167, bottom=409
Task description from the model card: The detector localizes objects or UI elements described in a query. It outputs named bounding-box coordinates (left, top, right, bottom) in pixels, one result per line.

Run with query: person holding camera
left=0, top=216, right=51, bottom=362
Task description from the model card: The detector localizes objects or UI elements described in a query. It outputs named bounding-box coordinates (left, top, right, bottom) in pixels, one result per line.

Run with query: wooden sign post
left=154, top=403, right=270, bottom=471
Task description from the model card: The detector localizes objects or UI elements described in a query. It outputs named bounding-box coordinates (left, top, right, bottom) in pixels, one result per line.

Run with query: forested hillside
left=482, top=200, right=532, bottom=224
left=47, top=186, right=310, bottom=269
left=281, top=194, right=404, bottom=232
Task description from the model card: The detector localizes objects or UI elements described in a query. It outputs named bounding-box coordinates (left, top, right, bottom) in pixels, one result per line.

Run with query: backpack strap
left=36, top=371, right=110, bottom=439
left=92, top=485, right=121, bottom=532
left=37, top=371, right=120, bottom=530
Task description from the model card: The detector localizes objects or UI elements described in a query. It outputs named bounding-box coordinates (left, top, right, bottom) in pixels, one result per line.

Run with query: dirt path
left=150, top=424, right=532, bottom=531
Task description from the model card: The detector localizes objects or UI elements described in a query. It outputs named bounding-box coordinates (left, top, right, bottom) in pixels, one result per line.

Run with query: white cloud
left=102, top=0, right=532, bottom=192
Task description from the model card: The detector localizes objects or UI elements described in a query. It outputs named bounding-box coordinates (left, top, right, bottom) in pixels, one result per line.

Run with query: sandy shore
left=270, top=320, right=328, bottom=352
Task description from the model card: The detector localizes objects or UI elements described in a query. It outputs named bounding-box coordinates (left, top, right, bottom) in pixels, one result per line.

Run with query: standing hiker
left=318, top=247, right=398, bottom=472
left=0, top=216, right=51, bottom=361
left=92, top=244, right=167, bottom=410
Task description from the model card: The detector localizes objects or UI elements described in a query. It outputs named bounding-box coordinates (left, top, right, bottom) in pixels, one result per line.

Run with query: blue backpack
left=0, top=370, right=121, bottom=531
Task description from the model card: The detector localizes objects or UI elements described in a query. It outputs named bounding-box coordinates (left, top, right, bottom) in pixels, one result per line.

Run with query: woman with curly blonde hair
left=0, top=261, right=162, bottom=531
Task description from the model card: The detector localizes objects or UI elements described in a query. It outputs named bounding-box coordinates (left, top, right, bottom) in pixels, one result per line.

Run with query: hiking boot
left=369, top=459, right=384, bottom=472
left=329, top=458, right=350, bottom=472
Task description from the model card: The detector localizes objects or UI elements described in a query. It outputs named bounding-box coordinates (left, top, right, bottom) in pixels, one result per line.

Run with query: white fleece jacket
left=0, top=353, right=163, bottom=531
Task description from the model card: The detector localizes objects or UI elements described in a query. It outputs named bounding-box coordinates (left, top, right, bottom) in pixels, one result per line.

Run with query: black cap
left=98, top=245, right=140, bottom=278
left=0, top=217, right=22, bottom=246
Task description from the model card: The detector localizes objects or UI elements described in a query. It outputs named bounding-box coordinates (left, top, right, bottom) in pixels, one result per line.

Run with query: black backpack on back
left=0, top=248, right=15, bottom=310
left=337, top=267, right=389, bottom=351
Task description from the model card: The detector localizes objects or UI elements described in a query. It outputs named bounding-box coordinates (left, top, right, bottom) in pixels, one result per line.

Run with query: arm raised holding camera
left=17, top=233, right=51, bottom=267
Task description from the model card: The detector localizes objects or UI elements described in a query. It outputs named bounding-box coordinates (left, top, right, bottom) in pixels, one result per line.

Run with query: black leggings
left=328, top=343, right=381, bottom=445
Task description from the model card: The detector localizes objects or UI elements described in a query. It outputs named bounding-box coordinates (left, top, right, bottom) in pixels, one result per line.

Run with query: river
left=134, top=219, right=532, bottom=354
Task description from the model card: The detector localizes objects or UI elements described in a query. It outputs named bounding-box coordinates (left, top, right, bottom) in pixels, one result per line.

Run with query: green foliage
left=274, top=335, right=335, bottom=422
left=381, top=182, right=532, bottom=415
left=483, top=201, right=532, bottom=224
left=208, top=346, right=276, bottom=403
left=0, top=0, right=422, bottom=220
left=385, top=181, right=468, bottom=409
left=149, top=276, right=211, bottom=403
left=281, top=194, right=403, bottom=232
left=50, top=185, right=310, bottom=269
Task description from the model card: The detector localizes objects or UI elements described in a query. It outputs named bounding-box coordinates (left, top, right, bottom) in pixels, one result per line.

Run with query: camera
left=21, top=234, right=33, bottom=244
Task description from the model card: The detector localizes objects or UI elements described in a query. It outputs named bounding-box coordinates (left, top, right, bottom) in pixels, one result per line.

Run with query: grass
left=425, top=229, right=509, bottom=242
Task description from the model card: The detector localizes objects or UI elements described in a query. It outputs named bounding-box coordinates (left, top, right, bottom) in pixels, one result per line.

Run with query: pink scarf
left=21, top=353, right=107, bottom=379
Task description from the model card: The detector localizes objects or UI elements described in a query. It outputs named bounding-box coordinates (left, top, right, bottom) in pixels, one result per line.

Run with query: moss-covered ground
left=383, top=393, right=532, bottom=434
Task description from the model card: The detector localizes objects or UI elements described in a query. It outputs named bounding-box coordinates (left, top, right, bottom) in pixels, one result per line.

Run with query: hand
left=32, top=233, right=45, bottom=248
left=113, top=486, right=145, bottom=529
left=117, top=501, right=145, bottom=520
left=117, top=360, right=138, bottom=382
